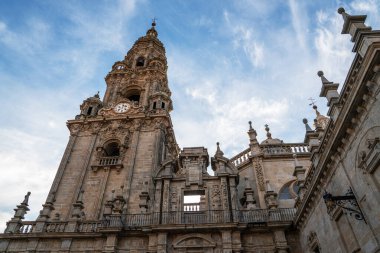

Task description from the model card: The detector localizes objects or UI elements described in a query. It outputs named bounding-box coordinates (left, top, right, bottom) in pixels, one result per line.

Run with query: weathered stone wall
left=298, top=58, right=380, bottom=253
left=51, top=134, right=96, bottom=220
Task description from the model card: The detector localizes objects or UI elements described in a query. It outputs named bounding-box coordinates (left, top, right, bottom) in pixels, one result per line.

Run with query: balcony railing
left=183, top=203, right=200, bottom=212
left=102, top=208, right=296, bottom=228
left=99, top=156, right=120, bottom=166
left=13, top=208, right=296, bottom=234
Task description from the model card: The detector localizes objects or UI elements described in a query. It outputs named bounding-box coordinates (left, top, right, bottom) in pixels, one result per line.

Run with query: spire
left=215, top=142, right=224, bottom=157
left=264, top=124, right=272, bottom=139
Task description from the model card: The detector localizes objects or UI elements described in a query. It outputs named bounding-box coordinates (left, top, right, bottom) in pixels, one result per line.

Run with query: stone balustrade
left=17, top=221, right=35, bottom=233
left=230, top=143, right=309, bottom=168
left=261, top=143, right=309, bottom=155
left=45, top=222, right=66, bottom=233
left=14, top=208, right=296, bottom=234
left=230, top=148, right=252, bottom=167
left=99, top=156, right=120, bottom=166
left=183, top=203, right=200, bottom=212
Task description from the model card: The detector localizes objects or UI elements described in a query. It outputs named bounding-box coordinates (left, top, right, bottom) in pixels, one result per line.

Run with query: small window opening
left=153, top=102, right=157, bottom=109
left=104, top=142, right=120, bottom=157
left=87, top=107, right=93, bottom=115
left=136, top=57, right=145, bottom=67
left=184, top=190, right=205, bottom=212
left=279, top=181, right=299, bottom=200
left=161, top=102, right=165, bottom=109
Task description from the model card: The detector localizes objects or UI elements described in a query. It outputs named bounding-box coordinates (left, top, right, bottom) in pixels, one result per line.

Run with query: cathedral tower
left=44, top=21, right=179, bottom=223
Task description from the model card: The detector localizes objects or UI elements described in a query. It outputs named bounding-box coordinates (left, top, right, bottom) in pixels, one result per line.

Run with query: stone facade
left=0, top=9, right=379, bottom=253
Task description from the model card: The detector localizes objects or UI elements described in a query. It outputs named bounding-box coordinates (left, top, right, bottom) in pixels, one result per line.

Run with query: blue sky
left=0, top=0, right=379, bottom=230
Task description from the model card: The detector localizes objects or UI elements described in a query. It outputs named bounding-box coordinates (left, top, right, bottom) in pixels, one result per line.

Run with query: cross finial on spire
left=152, top=17, right=157, bottom=27
left=309, top=98, right=321, bottom=117
left=308, top=97, right=316, bottom=107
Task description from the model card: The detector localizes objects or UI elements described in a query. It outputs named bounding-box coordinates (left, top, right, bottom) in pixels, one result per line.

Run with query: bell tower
left=103, top=20, right=173, bottom=113
left=39, top=21, right=179, bottom=224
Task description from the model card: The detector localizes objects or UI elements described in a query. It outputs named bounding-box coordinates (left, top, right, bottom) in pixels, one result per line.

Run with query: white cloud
left=288, top=0, right=308, bottom=51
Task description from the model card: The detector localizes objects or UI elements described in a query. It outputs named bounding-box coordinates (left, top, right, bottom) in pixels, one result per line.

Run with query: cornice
left=295, top=45, right=380, bottom=228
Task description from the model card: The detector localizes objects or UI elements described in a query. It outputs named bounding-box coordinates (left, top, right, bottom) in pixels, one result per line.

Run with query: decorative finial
left=317, top=70, right=331, bottom=84
left=337, top=7, right=345, bottom=15
left=94, top=91, right=100, bottom=98
left=146, top=18, right=158, bottom=37
left=264, top=124, right=272, bottom=139
left=313, top=105, right=321, bottom=116
left=215, top=142, right=224, bottom=157
left=249, top=121, right=253, bottom=130
left=337, top=7, right=348, bottom=21
left=303, top=118, right=313, bottom=132
left=22, top=192, right=31, bottom=205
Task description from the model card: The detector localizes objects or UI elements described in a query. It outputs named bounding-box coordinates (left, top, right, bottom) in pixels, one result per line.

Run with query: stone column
left=222, top=230, right=233, bottom=253
left=147, top=233, right=158, bottom=253
left=232, top=231, right=242, bottom=253
left=157, top=232, right=167, bottom=253
left=103, top=234, right=118, bottom=253
left=273, top=230, right=289, bottom=253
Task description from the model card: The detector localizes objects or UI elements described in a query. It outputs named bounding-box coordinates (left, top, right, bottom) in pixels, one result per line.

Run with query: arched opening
left=87, top=106, right=93, bottom=115
left=104, top=141, right=120, bottom=157
left=136, top=57, right=145, bottom=67
left=279, top=180, right=299, bottom=200
left=126, top=89, right=141, bottom=104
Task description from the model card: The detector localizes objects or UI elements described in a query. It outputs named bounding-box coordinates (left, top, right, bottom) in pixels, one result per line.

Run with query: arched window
left=126, top=89, right=141, bottom=103
left=104, top=141, right=120, bottom=157
left=136, top=57, right=145, bottom=67
left=87, top=106, right=93, bottom=115
left=279, top=180, right=299, bottom=200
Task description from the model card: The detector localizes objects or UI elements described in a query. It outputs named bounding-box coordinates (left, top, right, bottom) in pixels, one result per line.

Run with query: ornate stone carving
left=170, top=187, right=178, bottom=211
left=254, top=159, right=265, bottom=191
left=307, top=231, right=320, bottom=252
left=211, top=185, right=222, bottom=209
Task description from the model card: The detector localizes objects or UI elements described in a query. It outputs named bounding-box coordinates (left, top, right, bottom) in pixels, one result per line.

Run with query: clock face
left=114, top=103, right=130, bottom=113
